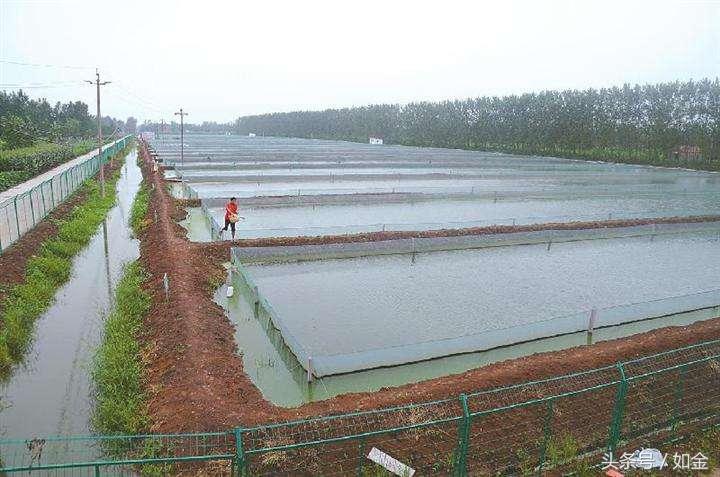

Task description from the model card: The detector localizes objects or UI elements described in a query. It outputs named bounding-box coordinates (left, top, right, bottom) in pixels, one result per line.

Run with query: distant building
left=140, top=131, right=155, bottom=141
left=671, top=145, right=702, bottom=161
left=369, top=136, right=384, bottom=145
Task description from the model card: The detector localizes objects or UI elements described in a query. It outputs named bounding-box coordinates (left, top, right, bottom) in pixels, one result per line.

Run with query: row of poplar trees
left=0, top=90, right=124, bottom=149
left=234, top=79, right=720, bottom=169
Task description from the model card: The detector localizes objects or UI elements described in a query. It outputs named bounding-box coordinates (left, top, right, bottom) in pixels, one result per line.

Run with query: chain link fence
left=1, top=338, right=720, bottom=475
left=0, top=136, right=133, bottom=254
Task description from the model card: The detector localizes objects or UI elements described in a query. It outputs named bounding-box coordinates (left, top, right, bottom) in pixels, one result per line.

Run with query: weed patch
left=91, top=260, right=150, bottom=435
left=130, top=182, right=151, bottom=237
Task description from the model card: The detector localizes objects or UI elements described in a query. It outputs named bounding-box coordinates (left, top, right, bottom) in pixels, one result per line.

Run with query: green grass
left=130, top=182, right=151, bottom=237
left=0, top=170, right=31, bottom=191
left=0, top=144, right=133, bottom=374
left=91, top=260, right=150, bottom=435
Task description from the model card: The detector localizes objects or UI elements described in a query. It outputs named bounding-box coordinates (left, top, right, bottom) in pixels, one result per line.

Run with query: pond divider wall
left=199, top=189, right=718, bottom=210
left=200, top=201, right=222, bottom=240
left=233, top=220, right=720, bottom=264
left=229, top=248, right=314, bottom=378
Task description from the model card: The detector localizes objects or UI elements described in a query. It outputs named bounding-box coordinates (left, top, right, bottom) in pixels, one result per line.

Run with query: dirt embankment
left=203, top=215, right=720, bottom=251
left=138, top=141, right=720, bottom=433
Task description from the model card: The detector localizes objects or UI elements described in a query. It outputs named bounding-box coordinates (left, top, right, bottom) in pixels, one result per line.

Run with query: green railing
left=0, top=136, right=133, bottom=254
left=1, top=338, right=720, bottom=475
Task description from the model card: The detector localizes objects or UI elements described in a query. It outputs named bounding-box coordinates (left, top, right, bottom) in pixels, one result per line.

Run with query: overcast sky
left=1, top=0, right=718, bottom=123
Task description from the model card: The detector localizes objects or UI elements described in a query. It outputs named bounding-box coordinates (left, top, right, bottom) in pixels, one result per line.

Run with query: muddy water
left=0, top=151, right=141, bottom=438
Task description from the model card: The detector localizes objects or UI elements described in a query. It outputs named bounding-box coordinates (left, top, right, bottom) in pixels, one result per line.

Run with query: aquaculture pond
left=202, top=193, right=720, bottom=239
left=219, top=230, right=720, bottom=405
left=238, top=229, right=720, bottom=376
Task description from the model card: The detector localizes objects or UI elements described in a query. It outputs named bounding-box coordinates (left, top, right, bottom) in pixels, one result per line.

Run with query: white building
left=140, top=131, right=155, bottom=141
left=369, top=136, right=384, bottom=145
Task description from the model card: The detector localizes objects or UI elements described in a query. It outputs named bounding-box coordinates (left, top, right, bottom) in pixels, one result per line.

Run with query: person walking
left=221, top=197, right=243, bottom=239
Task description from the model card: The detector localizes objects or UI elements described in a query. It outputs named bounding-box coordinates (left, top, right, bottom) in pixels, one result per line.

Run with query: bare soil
left=207, top=214, right=720, bottom=249
left=137, top=140, right=720, bottom=437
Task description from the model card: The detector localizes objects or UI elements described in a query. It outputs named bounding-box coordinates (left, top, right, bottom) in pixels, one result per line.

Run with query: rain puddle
left=0, top=150, right=142, bottom=438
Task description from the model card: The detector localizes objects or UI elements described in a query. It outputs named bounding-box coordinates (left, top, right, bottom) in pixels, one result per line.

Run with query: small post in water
left=587, top=308, right=598, bottom=345
left=226, top=267, right=234, bottom=298
left=307, top=357, right=314, bottom=383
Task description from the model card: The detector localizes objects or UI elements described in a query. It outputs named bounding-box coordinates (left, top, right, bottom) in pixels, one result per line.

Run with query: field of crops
left=0, top=140, right=95, bottom=192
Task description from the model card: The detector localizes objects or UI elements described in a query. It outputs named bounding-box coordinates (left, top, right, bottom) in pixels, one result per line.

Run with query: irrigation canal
left=0, top=150, right=141, bottom=438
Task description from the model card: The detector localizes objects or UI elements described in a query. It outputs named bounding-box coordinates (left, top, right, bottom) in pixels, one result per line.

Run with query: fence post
left=29, top=190, right=36, bottom=226
left=234, top=427, right=247, bottom=476
left=671, top=365, right=686, bottom=439
left=40, top=184, right=46, bottom=218
left=454, top=393, right=471, bottom=477
left=356, top=435, right=366, bottom=477
left=538, top=399, right=554, bottom=475
left=13, top=196, right=21, bottom=239
left=608, top=362, right=629, bottom=454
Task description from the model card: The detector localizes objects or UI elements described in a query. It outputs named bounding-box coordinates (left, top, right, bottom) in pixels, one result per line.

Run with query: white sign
left=367, top=447, right=415, bottom=477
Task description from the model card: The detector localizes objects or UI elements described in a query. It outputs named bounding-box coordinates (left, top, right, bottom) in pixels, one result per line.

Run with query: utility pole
left=86, top=70, right=111, bottom=196
left=174, top=108, right=188, bottom=166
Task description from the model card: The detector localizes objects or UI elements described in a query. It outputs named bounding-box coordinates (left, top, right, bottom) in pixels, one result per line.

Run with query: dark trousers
left=222, top=218, right=235, bottom=234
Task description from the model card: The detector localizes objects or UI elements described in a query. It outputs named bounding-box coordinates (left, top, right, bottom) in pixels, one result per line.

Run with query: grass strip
left=91, top=260, right=150, bottom=435
left=0, top=143, right=133, bottom=374
left=130, top=182, right=151, bottom=237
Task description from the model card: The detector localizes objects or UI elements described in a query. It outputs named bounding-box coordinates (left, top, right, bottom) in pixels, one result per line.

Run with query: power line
left=106, top=89, right=164, bottom=115
left=0, top=81, right=86, bottom=88
left=113, top=82, right=164, bottom=110
left=0, top=59, right=93, bottom=70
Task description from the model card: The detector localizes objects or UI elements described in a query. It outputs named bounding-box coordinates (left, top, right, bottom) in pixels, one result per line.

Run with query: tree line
left=233, top=79, right=720, bottom=168
left=0, top=90, right=127, bottom=150
left=137, top=120, right=233, bottom=136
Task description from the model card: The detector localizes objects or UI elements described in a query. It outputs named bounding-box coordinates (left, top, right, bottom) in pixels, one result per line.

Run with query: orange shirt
left=225, top=202, right=238, bottom=220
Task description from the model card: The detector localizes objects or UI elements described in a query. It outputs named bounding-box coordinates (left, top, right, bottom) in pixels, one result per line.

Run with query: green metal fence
left=0, top=136, right=133, bottom=254
left=1, top=338, right=720, bottom=475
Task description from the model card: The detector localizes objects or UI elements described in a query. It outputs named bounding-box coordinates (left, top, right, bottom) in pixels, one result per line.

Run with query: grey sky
left=1, top=0, right=718, bottom=123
